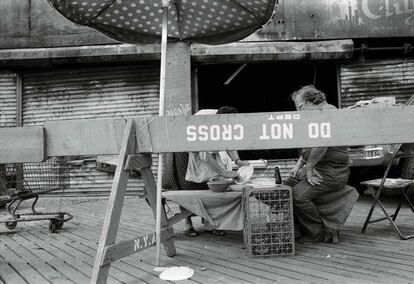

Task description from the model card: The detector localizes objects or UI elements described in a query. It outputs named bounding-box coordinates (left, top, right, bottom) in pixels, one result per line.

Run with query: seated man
left=284, top=85, right=359, bottom=243
left=162, top=106, right=248, bottom=236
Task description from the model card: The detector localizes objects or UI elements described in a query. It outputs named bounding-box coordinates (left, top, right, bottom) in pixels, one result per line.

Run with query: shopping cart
left=0, top=157, right=73, bottom=233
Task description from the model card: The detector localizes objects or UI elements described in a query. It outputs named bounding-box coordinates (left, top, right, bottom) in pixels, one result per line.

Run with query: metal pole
left=155, top=0, right=169, bottom=267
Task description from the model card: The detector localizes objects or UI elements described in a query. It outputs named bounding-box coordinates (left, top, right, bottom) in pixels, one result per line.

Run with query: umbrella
left=48, top=0, right=276, bottom=45
left=47, top=0, right=277, bottom=266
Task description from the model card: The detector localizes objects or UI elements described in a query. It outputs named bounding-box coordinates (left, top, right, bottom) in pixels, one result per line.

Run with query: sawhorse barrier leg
left=91, top=119, right=175, bottom=284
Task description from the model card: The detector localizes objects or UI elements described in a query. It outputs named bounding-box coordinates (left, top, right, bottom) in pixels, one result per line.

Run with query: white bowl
left=235, top=165, right=254, bottom=184
left=207, top=180, right=230, bottom=192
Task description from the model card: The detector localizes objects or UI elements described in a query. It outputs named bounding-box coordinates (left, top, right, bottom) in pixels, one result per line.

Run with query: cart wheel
left=56, top=219, right=64, bottom=229
left=49, top=220, right=58, bottom=233
left=5, top=221, right=17, bottom=230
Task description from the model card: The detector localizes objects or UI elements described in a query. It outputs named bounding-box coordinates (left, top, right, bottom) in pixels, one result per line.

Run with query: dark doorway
left=197, top=62, right=338, bottom=112
left=196, top=61, right=339, bottom=160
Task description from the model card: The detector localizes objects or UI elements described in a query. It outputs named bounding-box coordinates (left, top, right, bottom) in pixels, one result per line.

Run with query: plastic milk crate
left=242, top=185, right=295, bottom=257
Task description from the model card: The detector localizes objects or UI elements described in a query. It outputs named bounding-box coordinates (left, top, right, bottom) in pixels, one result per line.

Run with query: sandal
left=184, top=228, right=198, bottom=237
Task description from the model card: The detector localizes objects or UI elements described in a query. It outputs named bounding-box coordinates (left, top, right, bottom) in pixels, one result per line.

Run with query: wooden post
left=155, top=1, right=169, bottom=267
left=15, top=72, right=24, bottom=192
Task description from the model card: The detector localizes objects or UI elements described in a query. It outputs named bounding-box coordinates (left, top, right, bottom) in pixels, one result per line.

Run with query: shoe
left=297, top=235, right=324, bottom=244
left=324, top=229, right=339, bottom=244
left=184, top=227, right=198, bottom=237
left=206, top=229, right=225, bottom=236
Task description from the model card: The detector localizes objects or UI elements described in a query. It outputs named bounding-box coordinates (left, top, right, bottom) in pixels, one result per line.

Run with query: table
left=162, top=190, right=243, bottom=231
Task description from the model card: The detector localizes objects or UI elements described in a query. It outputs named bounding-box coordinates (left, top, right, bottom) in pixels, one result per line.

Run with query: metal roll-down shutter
left=340, top=59, right=414, bottom=108
left=22, top=63, right=160, bottom=195
left=0, top=71, right=16, bottom=127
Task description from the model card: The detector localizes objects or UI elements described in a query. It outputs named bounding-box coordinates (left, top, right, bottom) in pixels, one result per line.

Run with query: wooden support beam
left=165, top=208, right=194, bottom=226
left=91, top=119, right=137, bottom=284
left=0, top=127, right=44, bottom=163
left=125, top=154, right=176, bottom=257
left=101, top=227, right=172, bottom=266
left=1, top=107, right=414, bottom=163
left=132, top=106, right=414, bottom=153
left=45, top=118, right=126, bottom=156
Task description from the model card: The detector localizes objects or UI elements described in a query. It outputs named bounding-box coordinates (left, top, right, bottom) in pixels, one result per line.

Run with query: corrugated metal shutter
left=0, top=71, right=16, bottom=127
left=340, top=59, right=414, bottom=108
left=22, top=63, right=160, bottom=195
left=23, top=64, right=159, bottom=124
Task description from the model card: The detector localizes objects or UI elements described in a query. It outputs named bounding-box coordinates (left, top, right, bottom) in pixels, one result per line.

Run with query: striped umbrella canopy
left=47, top=0, right=276, bottom=45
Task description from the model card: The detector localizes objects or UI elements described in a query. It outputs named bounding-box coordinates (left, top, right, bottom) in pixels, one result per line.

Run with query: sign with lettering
left=135, top=106, right=414, bottom=153
left=101, top=232, right=157, bottom=266
left=250, top=0, right=414, bottom=41
left=133, top=233, right=156, bottom=252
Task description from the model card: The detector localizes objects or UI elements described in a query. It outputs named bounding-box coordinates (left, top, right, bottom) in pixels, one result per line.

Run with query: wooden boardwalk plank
left=5, top=233, right=75, bottom=284
left=47, top=220, right=225, bottom=284
left=16, top=215, right=183, bottom=284
left=177, top=238, right=341, bottom=283
left=59, top=210, right=256, bottom=283
left=19, top=224, right=128, bottom=284
left=0, top=242, right=49, bottom=284
left=64, top=197, right=414, bottom=281
left=4, top=229, right=92, bottom=284
left=2, top=195, right=414, bottom=284
left=56, top=206, right=270, bottom=284
left=47, top=226, right=242, bottom=284
left=1, top=238, right=74, bottom=284
left=188, top=231, right=413, bottom=283
left=0, top=261, right=27, bottom=284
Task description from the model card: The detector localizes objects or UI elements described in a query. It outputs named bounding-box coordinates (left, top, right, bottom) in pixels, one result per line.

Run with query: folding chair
left=361, top=143, right=414, bottom=239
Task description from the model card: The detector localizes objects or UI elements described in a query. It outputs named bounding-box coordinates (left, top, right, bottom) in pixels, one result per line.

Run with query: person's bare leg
left=181, top=206, right=197, bottom=237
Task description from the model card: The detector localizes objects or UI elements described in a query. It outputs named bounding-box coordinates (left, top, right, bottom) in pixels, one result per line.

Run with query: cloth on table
left=162, top=190, right=243, bottom=231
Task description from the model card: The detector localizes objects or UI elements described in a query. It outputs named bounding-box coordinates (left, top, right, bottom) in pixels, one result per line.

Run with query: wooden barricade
left=0, top=106, right=414, bottom=283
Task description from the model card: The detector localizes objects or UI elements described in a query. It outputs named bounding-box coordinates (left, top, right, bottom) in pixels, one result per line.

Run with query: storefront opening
left=197, top=62, right=338, bottom=160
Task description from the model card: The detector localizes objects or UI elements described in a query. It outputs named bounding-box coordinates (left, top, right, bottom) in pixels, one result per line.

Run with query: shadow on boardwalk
left=1, top=195, right=414, bottom=283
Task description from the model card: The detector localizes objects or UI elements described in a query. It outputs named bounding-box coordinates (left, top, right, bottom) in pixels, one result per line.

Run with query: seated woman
left=284, top=85, right=359, bottom=244
left=162, top=106, right=248, bottom=237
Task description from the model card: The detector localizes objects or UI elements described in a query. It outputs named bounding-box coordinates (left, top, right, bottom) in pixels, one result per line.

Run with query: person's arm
left=305, top=147, right=327, bottom=185
left=290, top=155, right=305, bottom=178
left=204, top=153, right=238, bottom=178
left=226, top=150, right=249, bottom=167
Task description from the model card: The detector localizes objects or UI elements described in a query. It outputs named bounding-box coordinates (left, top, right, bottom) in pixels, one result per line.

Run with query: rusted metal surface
left=1, top=0, right=414, bottom=49
left=0, top=0, right=115, bottom=49
left=340, top=59, right=414, bottom=107
left=0, top=71, right=16, bottom=127
left=249, top=0, right=414, bottom=41
left=191, top=40, right=354, bottom=63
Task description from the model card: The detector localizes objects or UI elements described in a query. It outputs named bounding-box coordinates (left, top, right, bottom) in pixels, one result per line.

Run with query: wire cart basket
left=0, top=157, right=73, bottom=233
